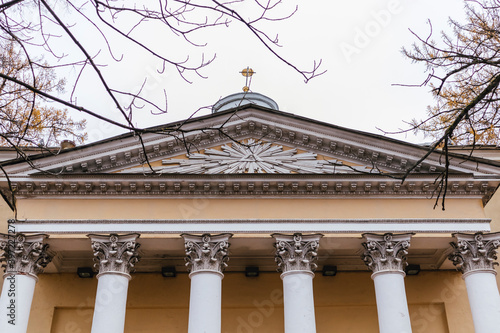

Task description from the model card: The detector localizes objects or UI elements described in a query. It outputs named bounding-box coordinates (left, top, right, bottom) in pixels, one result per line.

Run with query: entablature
left=7, top=173, right=498, bottom=203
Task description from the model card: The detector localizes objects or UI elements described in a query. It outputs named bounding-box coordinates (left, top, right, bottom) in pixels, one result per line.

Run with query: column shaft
left=188, top=271, right=222, bottom=333
left=182, top=233, right=232, bottom=333
left=362, top=233, right=413, bottom=333
left=91, top=274, right=130, bottom=333
left=449, top=232, right=500, bottom=333
left=372, top=272, right=412, bottom=333
left=0, top=274, right=36, bottom=333
left=0, top=233, right=52, bottom=333
left=282, top=271, right=316, bottom=333
left=273, top=233, right=322, bottom=333
left=464, top=271, right=500, bottom=333
left=88, top=233, right=140, bottom=333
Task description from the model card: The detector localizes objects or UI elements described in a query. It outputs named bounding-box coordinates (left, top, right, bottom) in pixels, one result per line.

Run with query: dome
left=212, top=92, right=279, bottom=113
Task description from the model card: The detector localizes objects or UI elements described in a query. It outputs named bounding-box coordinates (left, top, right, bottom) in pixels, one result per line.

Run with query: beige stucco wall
left=30, top=271, right=468, bottom=333
left=485, top=191, right=500, bottom=231
left=0, top=200, right=13, bottom=234
left=16, top=197, right=485, bottom=220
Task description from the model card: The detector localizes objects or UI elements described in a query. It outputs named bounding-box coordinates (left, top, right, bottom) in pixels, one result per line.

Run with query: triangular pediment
left=2, top=106, right=500, bottom=202
left=4, top=105, right=500, bottom=177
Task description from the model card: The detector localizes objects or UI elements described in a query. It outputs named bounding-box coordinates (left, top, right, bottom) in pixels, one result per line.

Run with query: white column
left=0, top=234, right=52, bottom=333
left=273, top=233, right=323, bottom=333
left=449, top=232, right=500, bottom=333
left=188, top=271, right=222, bottom=331
left=363, top=233, right=413, bottom=333
left=182, top=233, right=232, bottom=333
left=88, top=233, right=140, bottom=333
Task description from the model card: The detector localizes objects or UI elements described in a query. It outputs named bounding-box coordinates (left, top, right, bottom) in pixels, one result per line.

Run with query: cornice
left=7, top=174, right=498, bottom=203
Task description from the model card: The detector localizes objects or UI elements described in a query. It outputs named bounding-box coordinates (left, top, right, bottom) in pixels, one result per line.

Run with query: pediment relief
left=120, top=139, right=375, bottom=175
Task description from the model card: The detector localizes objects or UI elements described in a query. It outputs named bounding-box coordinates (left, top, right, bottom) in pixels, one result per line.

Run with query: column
left=449, top=232, right=500, bottom=333
left=362, top=233, right=413, bottom=333
left=88, top=233, right=140, bottom=333
left=273, top=233, right=323, bottom=333
left=0, top=233, right=53, bottom=333
left=182, top=233, right=232, bottom=333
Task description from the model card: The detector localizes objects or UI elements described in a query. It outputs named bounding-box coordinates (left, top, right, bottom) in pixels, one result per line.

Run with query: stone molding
left=0, top=233, right=52, bottom=279
left=272, top=233, right=323, bottom=274
left=9, top=177, right=493, bottom=201
left=362, top=233, right=413, bottom=275
left=449, top=232, right=500, bottom=276
left=182, top=233, right=232, bottom=275
left=88, top=233, right=141, bottom=278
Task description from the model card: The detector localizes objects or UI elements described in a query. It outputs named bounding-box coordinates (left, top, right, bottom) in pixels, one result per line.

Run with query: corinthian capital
left=272, top=233, right=323, bottom=274
left=449, top=232, right=500, bottom=276
left=362, top=233, right=413, bottom=275
left=182, top=233, right=232, bottom=275
left=0, top=233, right=52, bottom=279
left=88, top=233, right=141, bottom=278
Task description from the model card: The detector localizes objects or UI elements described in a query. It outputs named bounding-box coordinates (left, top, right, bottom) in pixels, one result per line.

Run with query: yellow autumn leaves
left=0, top=40, right=86, bottom=147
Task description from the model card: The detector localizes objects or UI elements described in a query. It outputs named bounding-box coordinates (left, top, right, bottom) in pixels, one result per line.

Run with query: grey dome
left=212, top=92, right=279, bottom=113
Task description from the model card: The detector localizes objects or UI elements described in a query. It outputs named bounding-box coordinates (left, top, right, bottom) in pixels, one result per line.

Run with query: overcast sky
left=65, top=0, right=468, bottom=144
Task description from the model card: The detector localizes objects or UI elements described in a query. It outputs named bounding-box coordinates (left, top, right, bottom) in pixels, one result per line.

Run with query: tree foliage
left=404, top=0, right=500, bottom=146
left=0, top=0, right=322, bottom=137
left=0, top=40, right=86, bottom=147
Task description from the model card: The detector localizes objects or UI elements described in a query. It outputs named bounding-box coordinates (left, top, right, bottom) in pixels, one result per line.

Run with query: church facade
left=1, top=92, right=500, bottom=332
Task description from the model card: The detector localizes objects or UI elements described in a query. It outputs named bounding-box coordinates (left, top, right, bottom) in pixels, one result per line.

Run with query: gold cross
left=240, top=67, right=255, bottom=92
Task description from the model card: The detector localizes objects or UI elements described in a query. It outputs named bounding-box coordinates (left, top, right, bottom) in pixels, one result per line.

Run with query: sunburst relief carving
left=127, top=139, right=374, bottom=174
